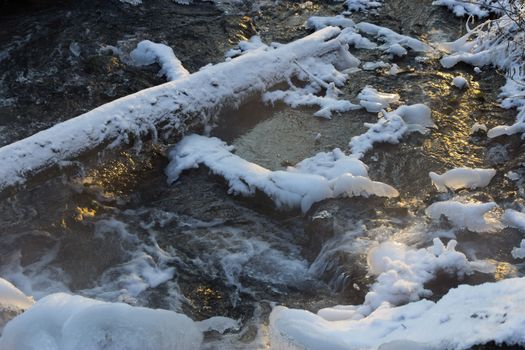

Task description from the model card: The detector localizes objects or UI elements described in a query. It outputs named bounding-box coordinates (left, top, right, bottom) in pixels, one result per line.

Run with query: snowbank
left=0, top=293, right=203, bottom=350
left=350, top=104, right=434, bottom=158
left=270, top=276, right=525, bottom=349
left=425, top=200, right=503, bottom=232
left=429, top=167, right=496, bottom=192
left=0, top=27, right=351, bottom=193
left=131, top=40, right=190, bottom=82
left=166, top=135, right=398, bottom=213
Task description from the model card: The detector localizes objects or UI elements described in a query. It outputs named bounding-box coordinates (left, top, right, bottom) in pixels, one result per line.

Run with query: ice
left=350, top=104, right=434, bottom=158
left=452, top=76, right=469, bottom=89
left=429, top=167, right=496, bottom=192
left=432, top=0, right=514, bottom=18
left=425, top=200, right=504, bottom=233
left=357, top=86, right=400, bottom=113
left=389, top=64, right=400, bottom=76
left=270, top=276, right=525, bottom=349
left=0, top=278, right=34, bottom=333
left=130, top=40, right=189, bottom=82
left=166, top=135, right=398, bottom=213
left=0, top=293, right=203, bottom=350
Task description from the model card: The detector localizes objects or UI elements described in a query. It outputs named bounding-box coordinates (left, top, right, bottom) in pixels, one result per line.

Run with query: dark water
left=0, top=0, right=523, bottom=348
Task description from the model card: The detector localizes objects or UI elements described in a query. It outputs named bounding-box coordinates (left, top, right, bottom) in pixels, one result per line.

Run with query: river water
left=0, top=0, right=523, bottom=348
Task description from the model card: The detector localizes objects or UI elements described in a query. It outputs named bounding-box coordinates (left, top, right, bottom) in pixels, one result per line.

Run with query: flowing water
left=1, top=0, right=524, bottom=348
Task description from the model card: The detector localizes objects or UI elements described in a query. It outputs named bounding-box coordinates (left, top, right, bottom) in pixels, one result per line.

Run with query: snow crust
left=270, top=276, right=525, bottom=350
left=131, top=40, right=189, bottom=82
left=166, top=135, right=398, bottom=213
left=429, top=167, right=496, bottom=192
left=425, top=200, right=503, bottom=233
left=350, top=104, right=434, bottom=158
left=0, top=293, right=203, bottom=350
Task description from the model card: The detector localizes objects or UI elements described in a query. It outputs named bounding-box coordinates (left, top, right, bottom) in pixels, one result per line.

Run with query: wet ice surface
left=1, top=0, right=525, bottom=348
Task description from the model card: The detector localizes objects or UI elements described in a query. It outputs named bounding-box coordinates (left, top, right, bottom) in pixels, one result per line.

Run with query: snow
left=503, top=209, right=525, bottom=259
left=0, top=278, right=34, bottom=312
left=344, top=0, right=383, bottom=12
left=224, top=35, right=268, bottom=58
left=429, top=167, right=496, bottom=192
left=270, top=276, right=525, bottom=349
left=452, top=76, right=469, bottom=89
left=471, top=122, right=487, bottom=134
left=262, top=52, right=362, bottom=119
left=355, top=22, right=432, bottom=56
left=425, top=200, right=504, bottom=233
left=362, top=61, right=390, bottom=71
left=432, top=0, right=514, bottom=18
left=389, top=64, right=400, bottom=76
left=0, top=293, right=203, bottom=350
left=166, top=135, right=398, bottom=213
left=357, top=86, right=400, bottom=113
left=130, top=40, right=189, bottom=82
left=0, top=27, right=350, bottom=192
left=350, top=104, right=434, bottom=158
left=306, top=15, right=355, bottom=31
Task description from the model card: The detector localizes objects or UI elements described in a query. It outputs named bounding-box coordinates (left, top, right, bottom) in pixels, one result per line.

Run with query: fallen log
left=0, top=26, right=351, bottom=194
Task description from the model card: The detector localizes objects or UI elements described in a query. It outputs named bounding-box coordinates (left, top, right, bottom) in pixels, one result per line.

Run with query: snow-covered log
left=0, top=27, right=349, bottom=193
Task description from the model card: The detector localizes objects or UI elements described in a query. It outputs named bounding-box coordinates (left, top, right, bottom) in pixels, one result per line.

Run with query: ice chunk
left=357, top=86, right=400, bottom=113
left=362, top=61, right=390, bottom=71
left=425, top=200, right=504, bottom=232
left=270, top=276, right=525, bottom=349
left=488, top=122, right=525, bottom=138
left=503, top=209, right=525, bottom=259
left=355, top=22, right=432, bottom=54
left=166, top=135, right=398, bottom=213
left=131, top=40, right=189, bottom=82
left=389, top=64, right=400, bottom=76
left=0, top=293, right=203, bottom=350
left=452, top=76, right=469, bottom=89
left=429, top=167, right=496, bottom=192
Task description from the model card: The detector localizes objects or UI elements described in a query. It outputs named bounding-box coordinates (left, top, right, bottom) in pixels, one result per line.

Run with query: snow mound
left=426, top=200, right=504, bottom=232
left=432, top=0, right=514, bottom=18
left=350, top=104, right=434, bottom=158
left=429, top=167, right=496, bottom=192
left=452, top=76, right=469, bottom=89
left=270, top=276, right=525, bottom=349
left=0, top=293, right=203, bottom=350
left=358, top=86, right=400, bottom=113
left=131, top=40, right=189, bottom=82
left=166, top=135, right=398, bottom=213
